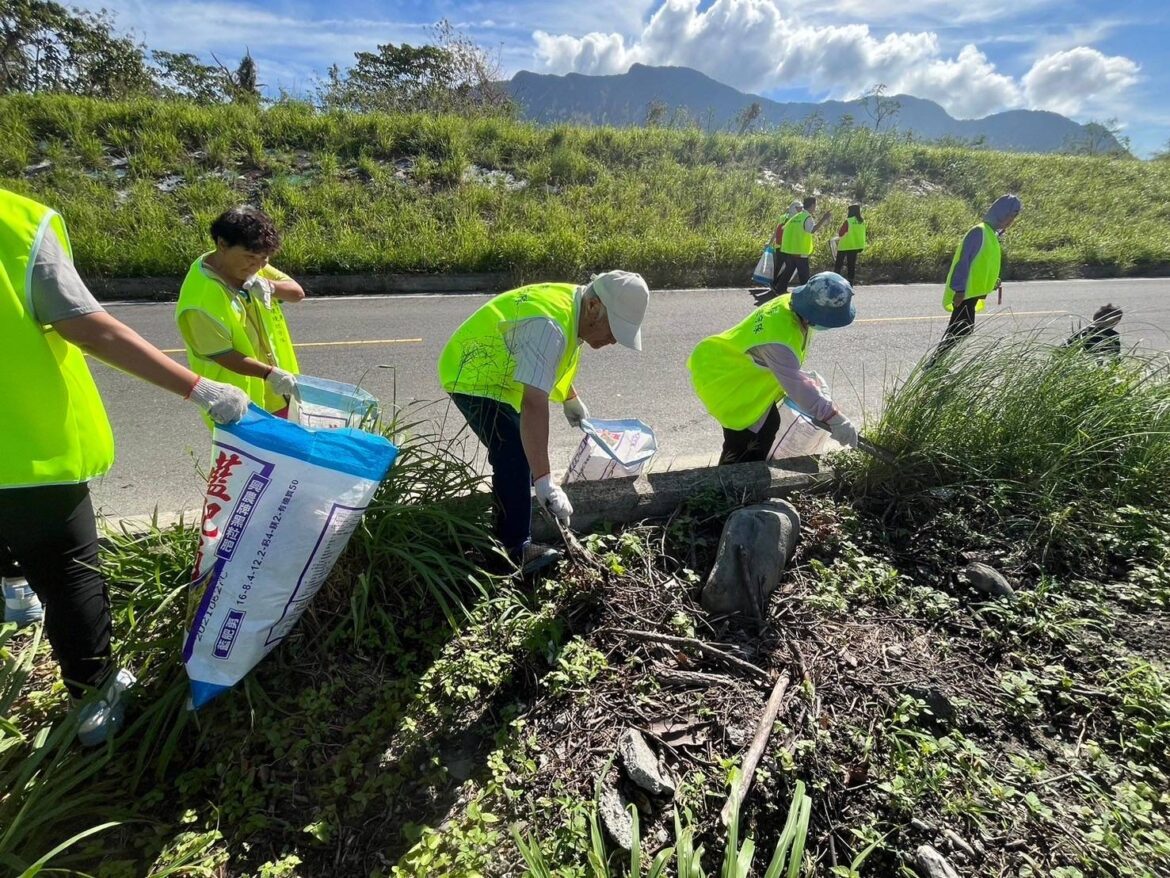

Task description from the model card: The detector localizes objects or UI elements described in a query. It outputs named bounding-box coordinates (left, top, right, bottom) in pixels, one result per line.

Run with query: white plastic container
left=565, top=418, right=658, bottom=482
left=288, top=374, right=380, bottom=431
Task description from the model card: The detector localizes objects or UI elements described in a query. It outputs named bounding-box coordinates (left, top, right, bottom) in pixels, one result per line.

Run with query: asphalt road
left=90, top=278, right=1170, bottom=519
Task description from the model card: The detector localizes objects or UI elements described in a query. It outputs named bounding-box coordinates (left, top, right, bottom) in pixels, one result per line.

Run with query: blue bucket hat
left=790, top=272, right=855, bottom=329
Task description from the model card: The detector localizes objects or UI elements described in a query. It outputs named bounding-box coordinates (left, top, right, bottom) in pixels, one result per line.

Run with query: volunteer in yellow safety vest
left=0, top=187, right=250, bottom=745
left=771, top=195, right=834, bottom=296
left=689, top=272, right=860, bottom=464
left=833, top=204, right=866, bottom=284
left=929, top=194, right=1022, bottom=363
left=438, top=271, right=650, bottom=573
left=757, top=200, right=803, bottom=305
left=176, top=206, right=305, bottom=421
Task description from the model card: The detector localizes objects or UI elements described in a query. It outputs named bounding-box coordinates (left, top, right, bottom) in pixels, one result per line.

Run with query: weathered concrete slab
left=532, top=458, right=823, bottom=541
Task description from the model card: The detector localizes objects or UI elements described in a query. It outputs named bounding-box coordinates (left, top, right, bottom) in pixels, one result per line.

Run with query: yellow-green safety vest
left=780, top=211, right=813, bottom=256
left=175, top=256, right=300, bottom=414
left=688, top=294, right=812, bottom=430
left=438, top=283, right=581, bottom=412
left=0, top=188, right=115, bottom=487
left=839, top=217, right=867, bottom=251
left=943, top=223, right=1001, bottom=313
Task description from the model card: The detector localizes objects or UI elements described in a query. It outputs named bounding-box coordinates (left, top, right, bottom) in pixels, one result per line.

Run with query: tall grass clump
left=840, top=334, right=1170, bottom=565
left=339, top=403, right=498, bottom=633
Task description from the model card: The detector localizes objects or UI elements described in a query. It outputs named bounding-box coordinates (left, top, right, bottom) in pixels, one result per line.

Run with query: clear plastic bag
left=768, top=371, right=841, bottom=460
left=752, top=244, right=775, bottom=285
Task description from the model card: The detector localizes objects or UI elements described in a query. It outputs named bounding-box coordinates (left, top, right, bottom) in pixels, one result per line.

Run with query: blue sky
left=77, top=0, right=1168, bottom=156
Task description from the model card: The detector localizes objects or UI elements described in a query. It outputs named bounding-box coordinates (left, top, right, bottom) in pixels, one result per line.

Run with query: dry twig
left=606, top=627, right=771, bottom=683
left=720, top=670, right=792, bottom=825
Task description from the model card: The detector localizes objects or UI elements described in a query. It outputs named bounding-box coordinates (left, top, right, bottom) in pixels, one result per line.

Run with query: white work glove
left=265, top=366, right=300, bottom=400
left=245, top=275, right=274, bottom=307
left=827, top=412, right=859, bottom=449
left=188, top=378, right=250, bottom=425
left=563, top=396, right=589, bottom=428
left=534, top=474, right=573, bottom=527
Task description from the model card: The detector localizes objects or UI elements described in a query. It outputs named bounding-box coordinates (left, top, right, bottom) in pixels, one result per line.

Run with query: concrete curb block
left=532, top=457, right=824, bottom=541
left=84, top=266, right=1170, bottom=302
left=104, top=457, right=826, bottom=541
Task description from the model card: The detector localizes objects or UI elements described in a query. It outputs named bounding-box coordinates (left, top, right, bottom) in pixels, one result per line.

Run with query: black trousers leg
left=718, top=405, right=782, bottom=466
left=0, top=483, right=112, bottom=697
left=930, top=297, right=979, bottom=363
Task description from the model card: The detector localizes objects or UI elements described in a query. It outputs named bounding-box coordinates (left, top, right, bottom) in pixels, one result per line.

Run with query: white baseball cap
left=588, top=270, right=650, bottom=351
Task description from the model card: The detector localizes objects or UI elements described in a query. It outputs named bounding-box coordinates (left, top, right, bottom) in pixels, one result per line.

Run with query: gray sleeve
left=949, top=227, right=984, bottom=294
left=804, top=216, right=815, bottom=233
left=29, top=230, right=105, bottom=325
left=749, top=343, right=836, bottom=422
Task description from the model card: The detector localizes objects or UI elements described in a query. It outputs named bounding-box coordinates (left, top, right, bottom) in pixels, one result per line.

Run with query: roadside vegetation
left=3, top=94, right=1170, bottom=288
left=2, top=336, right=1167, bottom=877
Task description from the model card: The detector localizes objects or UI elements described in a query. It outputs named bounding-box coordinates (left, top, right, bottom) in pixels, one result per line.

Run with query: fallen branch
left=721, top=670, right=791, bottom=825
left=652, top=666, right=739, bottom=688
left=606, top=627, right=771, bottom=683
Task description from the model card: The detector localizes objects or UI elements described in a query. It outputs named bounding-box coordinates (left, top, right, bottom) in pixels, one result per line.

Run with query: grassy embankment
left=2, top=325, right=1168, bottom=874
left=2, top=94, right=1170, bottom=289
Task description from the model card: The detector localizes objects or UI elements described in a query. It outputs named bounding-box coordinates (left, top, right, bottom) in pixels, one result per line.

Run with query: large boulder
left=701, top=499, right=799, bottom=620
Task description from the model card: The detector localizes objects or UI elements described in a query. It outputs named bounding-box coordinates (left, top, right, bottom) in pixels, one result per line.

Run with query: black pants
left=0, top=483, right=112, bottom=697
left=931, top=297, right=980, bottom=363
left=719, top=405, right=781, bottom=466
left=771, top=255, right=810, bottom=295
left=834, top=250, right=859, bottom=284
left=450, top=393, right=532, bottom=555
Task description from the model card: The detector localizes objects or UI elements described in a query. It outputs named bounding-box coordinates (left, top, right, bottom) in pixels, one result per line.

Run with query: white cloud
left=532, top=0, right=1141, bottom=120
left=1022, top=47, right=1141, bottom=116
left=895, top=45, right=1023, bottom=118
left=795, top=0, right=1056, bottom=27
left=532, top=30, right=636, bottom=75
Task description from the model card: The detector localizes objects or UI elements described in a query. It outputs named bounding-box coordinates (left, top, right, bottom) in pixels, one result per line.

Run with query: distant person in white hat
left=438, top=271, right=650, bottom=573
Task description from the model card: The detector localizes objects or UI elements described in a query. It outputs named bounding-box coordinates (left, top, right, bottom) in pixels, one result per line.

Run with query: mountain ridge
left=503, top=63, right=1122, bottom=154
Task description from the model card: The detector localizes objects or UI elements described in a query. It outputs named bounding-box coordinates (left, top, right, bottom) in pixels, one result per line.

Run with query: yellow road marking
left=855, top=309, right=1064, bottom=324
left=160, top=337, right=423, bottom=355
left=156, top=310, right=1067, bottom=355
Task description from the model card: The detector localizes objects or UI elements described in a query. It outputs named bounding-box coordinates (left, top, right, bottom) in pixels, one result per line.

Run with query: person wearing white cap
left=689, top=272, right=860, bottom=464
left=438, top=271, right=650, bottom=572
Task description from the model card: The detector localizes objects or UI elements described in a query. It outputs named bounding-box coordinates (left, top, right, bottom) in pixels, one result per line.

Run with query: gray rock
left=598, top=783, right=633, bottom=850
left=619, top=728, right=675, bottom=796
left=701, top=499, right=799, bottom=620
left=942, top=829, right=976, bottom=859
left=155, top=174, right=184, bottom=193
left=957, top=562, right=1015, bottom=598
left=909, top=818, right=935, bottom=834
left=915, top=845, right=960, bottom=878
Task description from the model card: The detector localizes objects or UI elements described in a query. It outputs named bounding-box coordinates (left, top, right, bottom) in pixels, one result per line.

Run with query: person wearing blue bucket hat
left=689, top=272, right=861, bottom=464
